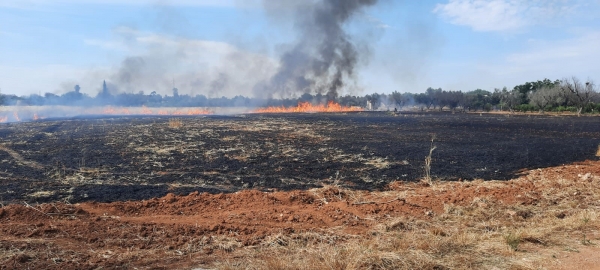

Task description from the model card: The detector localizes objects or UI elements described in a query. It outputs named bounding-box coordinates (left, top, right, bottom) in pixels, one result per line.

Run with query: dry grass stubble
left=214, top=163, right=600, bottom=270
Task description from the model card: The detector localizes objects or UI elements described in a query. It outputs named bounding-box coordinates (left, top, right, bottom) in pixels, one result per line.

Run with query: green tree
left=389, top=91, right=408, bottom=108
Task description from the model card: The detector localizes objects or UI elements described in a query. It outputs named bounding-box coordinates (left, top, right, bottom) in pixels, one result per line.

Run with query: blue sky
left=1, top=0, right=599, bottom=97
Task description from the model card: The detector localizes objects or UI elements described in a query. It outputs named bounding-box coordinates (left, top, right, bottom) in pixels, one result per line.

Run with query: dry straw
left=168, top=118, right=183, bottom=129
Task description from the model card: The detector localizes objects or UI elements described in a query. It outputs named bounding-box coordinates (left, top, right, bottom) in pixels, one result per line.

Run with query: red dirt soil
left=1, top=160, right=600, bottom=269
left=550, top=246, right=600, bottom=270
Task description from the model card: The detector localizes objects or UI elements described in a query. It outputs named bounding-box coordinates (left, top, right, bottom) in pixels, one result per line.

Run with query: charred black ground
left=0, top=112, right=598, bottom=204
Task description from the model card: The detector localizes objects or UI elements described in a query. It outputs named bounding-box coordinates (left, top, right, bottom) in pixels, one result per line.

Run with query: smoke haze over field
left=80, top=26, right=278, bottom=98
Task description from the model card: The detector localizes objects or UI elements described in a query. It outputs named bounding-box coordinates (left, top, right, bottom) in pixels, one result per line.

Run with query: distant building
left=98, top=80, right=112, bottom=99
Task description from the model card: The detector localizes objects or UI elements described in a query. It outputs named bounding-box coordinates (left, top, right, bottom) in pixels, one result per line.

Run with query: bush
left=515, top=104, right=535, bottom=112
left=483, top=103, right=493, bottom=112
left=584, top=103, right=600, bottom=114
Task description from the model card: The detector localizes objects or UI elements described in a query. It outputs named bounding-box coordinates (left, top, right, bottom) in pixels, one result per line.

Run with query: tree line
left=375, top=77, right=600, bottom=116
left=1, top=77, right=598, bottom=115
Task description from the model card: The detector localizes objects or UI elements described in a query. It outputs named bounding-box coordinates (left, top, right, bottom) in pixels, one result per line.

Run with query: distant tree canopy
left=1, top=77, right=598, bottom=114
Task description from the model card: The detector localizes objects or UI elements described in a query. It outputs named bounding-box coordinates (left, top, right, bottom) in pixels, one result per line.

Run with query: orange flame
left=33, top=113, right=40, bottom=121
left=141, top=106, right=153, bottom=115
left=0, top=116, right=7, bottom=123
left=194, top=108, right=212, bottom=115
left=13, top=112, right=21, bottom=122
left=255, top=101, right=363, bottom=113
left=102, top=107, right=117, bottom=115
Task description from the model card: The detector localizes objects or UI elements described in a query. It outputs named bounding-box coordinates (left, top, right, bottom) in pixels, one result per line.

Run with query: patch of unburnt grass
left=168, top=118, right=183, bottom=129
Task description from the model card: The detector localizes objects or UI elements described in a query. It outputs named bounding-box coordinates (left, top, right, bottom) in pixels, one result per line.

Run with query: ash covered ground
left=0, top=112, right=598, bottom=204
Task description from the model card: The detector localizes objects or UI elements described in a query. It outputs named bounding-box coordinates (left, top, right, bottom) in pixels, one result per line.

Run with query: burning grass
left=254, top=101, right=363, bottom=113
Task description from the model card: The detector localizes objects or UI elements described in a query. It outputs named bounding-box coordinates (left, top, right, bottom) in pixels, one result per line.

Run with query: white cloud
left=363, top=14, right=392, bottom=29
left=433, top=0, right=583, bottom=32
left=501, top=31, right=600, bottom=78
left=434, top=0, right=526, bottom=31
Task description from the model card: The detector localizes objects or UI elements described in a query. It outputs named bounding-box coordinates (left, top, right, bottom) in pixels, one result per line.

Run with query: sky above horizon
left=1, top=0, right=599, bottom=98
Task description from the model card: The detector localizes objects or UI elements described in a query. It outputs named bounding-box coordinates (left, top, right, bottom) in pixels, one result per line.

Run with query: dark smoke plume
left=256, top=0, right=378, bottom=100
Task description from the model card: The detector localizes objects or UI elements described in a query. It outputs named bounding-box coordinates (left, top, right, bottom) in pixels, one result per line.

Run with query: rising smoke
left=255, top=0, right=379, bottom=100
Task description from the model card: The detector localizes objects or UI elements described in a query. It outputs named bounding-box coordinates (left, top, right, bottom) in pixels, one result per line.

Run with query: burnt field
left=0, top=112, right=598, bottom=204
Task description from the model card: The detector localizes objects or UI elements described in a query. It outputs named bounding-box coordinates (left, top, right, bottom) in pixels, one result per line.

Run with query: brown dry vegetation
left=168, top=118, right=184, bottom=129
left=1, top=160, right=599, bottom=269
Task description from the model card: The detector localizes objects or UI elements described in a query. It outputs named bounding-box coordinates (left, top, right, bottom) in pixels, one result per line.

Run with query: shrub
left=515, top=104, right=535, bottom=112
left=504, top=232, right=521, bottom=251
left=483, top=103, right=493, bottom=112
